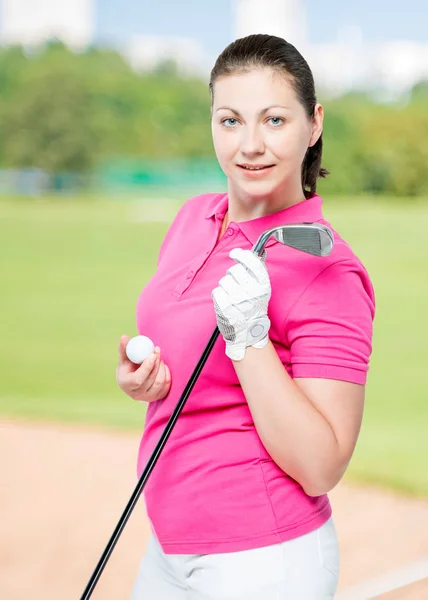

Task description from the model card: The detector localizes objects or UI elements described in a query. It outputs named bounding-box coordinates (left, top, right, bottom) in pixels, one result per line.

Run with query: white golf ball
left=126, top=335, right=155, bottom=364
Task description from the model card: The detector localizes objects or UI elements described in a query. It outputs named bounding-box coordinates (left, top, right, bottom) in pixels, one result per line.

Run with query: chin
left=233, top=179, right=281, bottom=199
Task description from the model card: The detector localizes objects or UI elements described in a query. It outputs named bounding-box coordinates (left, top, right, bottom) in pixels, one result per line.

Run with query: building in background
left=234, top=0, right=309, bottom=55
left=0, top=0, right=94, bottom=49
left=308, top=26, right=428, bottom=99
left=0, top=0, right=426, bottom=98
left=372, top=40, right=428, bottom=99
left=123, top=35, right=208, bottom=77
left=233, top=0, right=428, bottom=100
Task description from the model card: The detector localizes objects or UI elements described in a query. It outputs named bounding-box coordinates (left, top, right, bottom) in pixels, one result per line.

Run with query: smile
left=237, top=164, right=275, bottom=178
left=238, top=164, right=274, bottom=170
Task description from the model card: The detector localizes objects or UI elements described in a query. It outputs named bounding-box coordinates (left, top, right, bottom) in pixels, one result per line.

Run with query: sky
left=96, top=0, right=428, bottom=60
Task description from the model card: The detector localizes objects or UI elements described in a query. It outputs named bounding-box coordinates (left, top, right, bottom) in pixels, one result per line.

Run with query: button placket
left=175, top=227, right=240, bottom=298
left=218, top=226, right=237, bottom=246
left=174, top=252, right=210, bottom=296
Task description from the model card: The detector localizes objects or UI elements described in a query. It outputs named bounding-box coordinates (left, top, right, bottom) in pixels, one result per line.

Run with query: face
left=211, top=68, right=323, bottom=203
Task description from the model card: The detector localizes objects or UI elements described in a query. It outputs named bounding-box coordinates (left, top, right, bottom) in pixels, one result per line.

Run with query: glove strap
left=246, top=315, right=271, bottom=346
left=225, top=316, right=271, bottom=361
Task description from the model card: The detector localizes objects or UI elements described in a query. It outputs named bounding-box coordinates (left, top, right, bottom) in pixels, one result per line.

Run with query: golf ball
left=126, top=335, right=155, bottom=364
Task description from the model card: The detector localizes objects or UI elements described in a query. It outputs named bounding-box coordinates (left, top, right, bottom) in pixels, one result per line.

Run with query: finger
left=212, top=285, right=232, bottom=312
left=212, top=286, right=242, bottom=320
left=137, top=352, right=161, bottom=390
left=150, top=361, right=167, bottom=393
left=218, top=273, right=251, bottom=303
left=118, top=335, right=131, bottom=363
left=231, top=248, right=269, bottom=282
left=158, top=362, right=172, bottom=398
left=227, top=263, right=257, bottom=292
left=146, top=355, right=164, bottom=392
left=164, top=363, right=171, bottom=384
left=134, top=352, right=158, bottom=388
left=229, top=248, right=269, bottom=284
left=150, top=362, right=171, bottom=401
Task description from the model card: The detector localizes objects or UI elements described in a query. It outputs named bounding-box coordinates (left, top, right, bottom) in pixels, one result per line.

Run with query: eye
left=267, top=117, right=284, bottom=126
left=221, top=118, right=239, bottom=128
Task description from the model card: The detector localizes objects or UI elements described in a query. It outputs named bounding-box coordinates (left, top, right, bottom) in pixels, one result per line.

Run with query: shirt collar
left=206, top=193, right=324, bottom=248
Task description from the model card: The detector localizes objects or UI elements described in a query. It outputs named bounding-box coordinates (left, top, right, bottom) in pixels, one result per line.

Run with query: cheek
left=212, top=128, right=236, bottom=162
left=271, top=126, right=310, bottom=163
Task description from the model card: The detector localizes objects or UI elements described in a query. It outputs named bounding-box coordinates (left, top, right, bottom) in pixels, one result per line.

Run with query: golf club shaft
left=80, top=326, right=221, bottom=600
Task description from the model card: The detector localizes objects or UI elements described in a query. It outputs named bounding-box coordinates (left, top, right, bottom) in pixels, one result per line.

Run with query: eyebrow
left=215, top=105, right=290, bottom=116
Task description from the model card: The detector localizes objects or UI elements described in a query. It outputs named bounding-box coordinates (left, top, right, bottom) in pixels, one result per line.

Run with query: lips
left=238, top=164, right=274, bottom=170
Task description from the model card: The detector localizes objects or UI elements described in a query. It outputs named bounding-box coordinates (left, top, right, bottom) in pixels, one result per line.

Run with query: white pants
left=130, top=517, right=340, bottom=599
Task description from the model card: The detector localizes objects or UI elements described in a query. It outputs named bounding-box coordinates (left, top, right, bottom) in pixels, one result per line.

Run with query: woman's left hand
left=212, top=248, right=272, bottom=361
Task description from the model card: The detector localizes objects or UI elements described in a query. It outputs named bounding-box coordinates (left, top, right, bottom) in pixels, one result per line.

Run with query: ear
left=308, top=103, right=324, bottom=147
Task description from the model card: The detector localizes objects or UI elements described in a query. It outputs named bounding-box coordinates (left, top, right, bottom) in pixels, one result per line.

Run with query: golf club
left=79, top=222, right=334, bottom=600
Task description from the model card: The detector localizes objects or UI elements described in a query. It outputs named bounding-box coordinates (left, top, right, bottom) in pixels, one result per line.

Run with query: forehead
left=212, top=68, right=298, bottom=107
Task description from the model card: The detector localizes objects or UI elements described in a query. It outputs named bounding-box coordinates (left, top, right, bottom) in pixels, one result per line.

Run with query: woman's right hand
left=116, top=335, right=171, bottom=402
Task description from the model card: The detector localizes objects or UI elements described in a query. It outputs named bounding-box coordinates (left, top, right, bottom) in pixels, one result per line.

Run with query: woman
left=117, top=34, right=375, bottom=599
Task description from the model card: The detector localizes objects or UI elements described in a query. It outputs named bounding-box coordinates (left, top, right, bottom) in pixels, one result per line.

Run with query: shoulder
left=157, top=192, right=226, bottom=264
left=269, top=218, right=375, bottom=308
left=174, top=192, right=226, bottom=221
left=284, top=220, right=376, bottom=323
left=268, top=217, right=376, bottom=326
left=318, top=220, right=375, bottom=302
left=283, top=222, right=376, bottom=380
left=162, top=191, right=226, bottom=239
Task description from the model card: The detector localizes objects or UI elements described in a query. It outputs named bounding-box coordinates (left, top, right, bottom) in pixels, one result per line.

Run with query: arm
left=232, top=342, right=364, bottom=496
left=212, top=250, right=375, bottom=496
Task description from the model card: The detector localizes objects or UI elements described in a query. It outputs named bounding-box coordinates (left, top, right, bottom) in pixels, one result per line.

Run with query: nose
left=240, top=125, right=265, bottom=156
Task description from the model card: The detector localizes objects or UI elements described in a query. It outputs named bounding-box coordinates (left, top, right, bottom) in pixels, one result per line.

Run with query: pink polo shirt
left=135, top=192, right=375, bottom=555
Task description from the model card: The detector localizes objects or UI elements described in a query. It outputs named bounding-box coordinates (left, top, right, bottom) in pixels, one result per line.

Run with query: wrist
left=252, top=334, right=270, bottom=349
left=228, top=336, right=271, bottom=362
left=247, top=315, right=270, bottom=346
left=225, top=316, right=271, bottom=361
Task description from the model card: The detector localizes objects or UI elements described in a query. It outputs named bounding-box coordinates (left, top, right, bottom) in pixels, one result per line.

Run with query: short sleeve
left=285, top=259, right=376, bottom=385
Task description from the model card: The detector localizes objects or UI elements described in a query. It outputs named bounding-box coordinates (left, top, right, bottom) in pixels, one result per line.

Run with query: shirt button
left=187, top=271, right=194, bottom=279
left=227, top=228, right=234, bottom=236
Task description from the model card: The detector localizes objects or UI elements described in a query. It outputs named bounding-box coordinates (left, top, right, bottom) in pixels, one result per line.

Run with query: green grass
left=0, top=195, right=183, bottom=430
left=323, top=197, right=428, bottom=497
left=1, top=193, right=428, bottom=497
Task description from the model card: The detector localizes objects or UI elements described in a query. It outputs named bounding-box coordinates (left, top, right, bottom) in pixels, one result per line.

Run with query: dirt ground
left=1, top=420, right=427, bottom=600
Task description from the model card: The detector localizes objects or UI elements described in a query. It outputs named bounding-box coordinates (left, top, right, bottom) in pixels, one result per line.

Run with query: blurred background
left=0, top=0, right=427, bottom=198
left=1, top=2, right=428, bottom=598
left=1, top=0, right=428, bottom=499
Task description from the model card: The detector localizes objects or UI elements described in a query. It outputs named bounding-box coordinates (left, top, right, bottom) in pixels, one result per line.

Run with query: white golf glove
left=212, top=248, right=271, bottom=361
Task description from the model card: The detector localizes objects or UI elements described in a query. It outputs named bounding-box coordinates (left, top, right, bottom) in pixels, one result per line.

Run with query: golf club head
left=253, top=222, right=334, bottom=257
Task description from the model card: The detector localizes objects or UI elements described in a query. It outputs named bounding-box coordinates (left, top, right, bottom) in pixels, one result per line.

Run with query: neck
left=226, top=180, right=308, bottom=224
